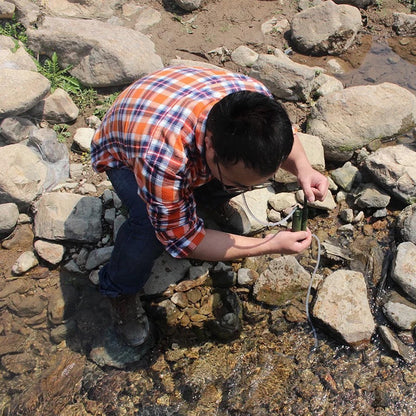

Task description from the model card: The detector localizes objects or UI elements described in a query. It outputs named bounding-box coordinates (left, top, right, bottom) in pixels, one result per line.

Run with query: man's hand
left=297, top=167, right=329, bottom=203
left=265, top=229, right=312, bottom=254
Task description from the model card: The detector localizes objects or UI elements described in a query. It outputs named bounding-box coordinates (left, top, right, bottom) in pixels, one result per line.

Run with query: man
left=91, top=65, right=328, bottom=348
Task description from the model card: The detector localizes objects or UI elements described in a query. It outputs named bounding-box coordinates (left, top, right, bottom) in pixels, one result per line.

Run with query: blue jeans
left=99, top=167, right=234, bottom=297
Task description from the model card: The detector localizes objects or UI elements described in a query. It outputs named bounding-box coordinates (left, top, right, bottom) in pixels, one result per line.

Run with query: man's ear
left=204, top=131, right=215, bottom=159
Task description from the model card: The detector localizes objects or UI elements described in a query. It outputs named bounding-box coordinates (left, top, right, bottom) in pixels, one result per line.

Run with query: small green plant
left=0, top=19, right=27, bottom=44
left=93, top=92, right=121, bottom=119
left=73, top=88, right=98, bottom=113
left=53, top=124, right=71, bottom=143
left=37, top=52, right=82, bottom=93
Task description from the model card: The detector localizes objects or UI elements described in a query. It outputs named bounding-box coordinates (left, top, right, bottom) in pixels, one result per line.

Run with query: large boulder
left=26, top=16, right=163, bottom=87
left=290, top=0, right=362, bottom=55
left=307, top=83, right=416, bottom=161
left=0, top=68, right=50, bottom=117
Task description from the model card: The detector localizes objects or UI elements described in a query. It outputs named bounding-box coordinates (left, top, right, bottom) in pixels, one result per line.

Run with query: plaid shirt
left=91, top=66, right=271, bottom=258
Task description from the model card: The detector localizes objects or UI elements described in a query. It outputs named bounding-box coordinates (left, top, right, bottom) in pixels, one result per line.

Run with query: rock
left=382, top=291, right=416, bottom=331
left=34, top=240, right=65, bottom=265
left=0, top=333, right=26, bottom=356
left=34, top=192, right=102, bottom=243
left=11, top=250, right=39, bottom=275
left=261, top=17, right=289, bottom=36
left=391, top=242, right=416, bottom=302
left=378, top=325, right=415, bottom=364
left=290, top=1, right=362, bottom=55
left=0, top=68, right=50, bottom=117
left=7, top=290, right=46, bottom=317
left=237, top=268, right=258, bottom=286
left=2, top=223, right=34, bottom=250
left=365, top=145, right=416, bottom=205
left=250, top=50, right=343, bottom=102
left=8, top=0, right=41, bottom=28
left=47, top=285, right=79, bottom=325
left=355, top=184, right=391, bottom=209
left=333, top=0, right=373, bottom=7
left=73, top=127, right=95, bottom=152
left=0, top=1, right=15, bottom=18
left=268, top=192, right=297, bottom=212
left=0, top=35, right=37, bottom=71
left=0, top=202, right=19, bottom=235
left=312, top=269, right=375, bottom=349
left=42, top=0, right=119, bottom=19
left=397, top=204, right=416, bottom=244
left=330, top=161, right=359, bottom=191
left=209, top=262, right=236, bottom=288
left=26, top=16, right=163, bottom=87
left=1, top=352, right=36, bottom=375
left=231, top=45, right=258, bottom=67
left=143, top=251, right=192, bottom=296
left=130, top=6, right=162, bottom=33
left=85, top=246, right=113, bottom=270
left=253, top=256, right=311, bottom=306
left=0, top=144, right=48, bottom=207
left=296, top=189, right=337, bottom=211
left=307, top=83, right=416, bottom=162
left=0, top=116, right=36, bottom=145
left=28, top=88, right=79, bottom=123
left=174, top=0, right=202, bottom=12
left=393, top=12, right=416, bottom=36
left=274, top=132, right=326, bottom=183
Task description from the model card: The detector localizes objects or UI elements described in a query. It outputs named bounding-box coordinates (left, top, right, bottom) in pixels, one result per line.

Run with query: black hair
left=206, top=90, right=294, bottom=176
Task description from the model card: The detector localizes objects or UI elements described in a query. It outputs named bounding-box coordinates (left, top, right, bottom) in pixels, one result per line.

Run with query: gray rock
left=250, top=50, right=343, bottom=102
left=393, top=12, right=416, bottom=36
left=340, top=208, right=354, bottom=223
left=308, top=83, right=416, bottom=161
left=34, top=192, right=102, bottom=243
left=7, top=0, right=41, bottom=28
left=28, top=88, right=79, bottom=123
left=47, top=284, right=79, bottom=325
left=231, top=46, right=259, bottom=67
left=355, top=184, right=391, bottom=209
left=0, top=68, right=50, bottom=117
left=391, top=242, right=416, bottom=302
left=291, top=1, right=362, bottom=55
left=253, top=256, right=311, bottom=306
left=237, top=268, right=258, bottom=286
left=0, top=35, right=37, bottom=71
left=34, top=240, right=65, bottom=265
left=130, top=6, right=162, bottom=33
left=296, top=189, right=337, bottom=211
left=143, top=251, right=192, bottom=296
left=333, top=0, right=373, bottom=8
left=397, top=204, right=416, bottom=244
left=0, top=116, right=36, bottom=145
left=365, top=144, right=416, bottom=205
left=42, top=0, right=118, bottom=19
left=0, top=1, right=15, bottom=18
left=12, top=250, right=39, bottom=275
left=0, top=144, right=47, bottom=207
left=85, top=246, right=114, bottom=270
left=378, top=325, right=415, bottom=363
left=268, top=192, right=297, bottom=212
left=73, top=127, right=94, bottom=152
left=27, top=16, right=163, bottom=88
left=0, top=202, right=19, bottom=234
left=383, top=291, right=416, bottom=331
left=313, top=269, right=375, bottom=349
left=174, top=0, right=202, bottom=11
left=261, top=17, right=289, bottom=35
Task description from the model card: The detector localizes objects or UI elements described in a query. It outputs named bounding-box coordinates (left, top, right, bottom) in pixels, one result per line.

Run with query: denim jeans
left=98, top=167, right=235, bottom=297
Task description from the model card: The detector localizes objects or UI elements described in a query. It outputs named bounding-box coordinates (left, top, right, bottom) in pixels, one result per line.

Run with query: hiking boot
left=214, top=200, right=251, bottom=235
left=110, top=294, right=150, bottom=347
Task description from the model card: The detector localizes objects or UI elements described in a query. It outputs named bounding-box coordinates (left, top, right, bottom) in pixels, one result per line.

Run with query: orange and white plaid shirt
left=91, top=66, right=272, bottom=257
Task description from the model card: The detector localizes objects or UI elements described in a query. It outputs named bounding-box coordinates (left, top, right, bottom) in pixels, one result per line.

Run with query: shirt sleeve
left=135, top=150, right=206, bottom=259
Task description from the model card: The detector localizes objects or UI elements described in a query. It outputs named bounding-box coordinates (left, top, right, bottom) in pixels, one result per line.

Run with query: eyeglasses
left=215, top=160, right=274, bottom=195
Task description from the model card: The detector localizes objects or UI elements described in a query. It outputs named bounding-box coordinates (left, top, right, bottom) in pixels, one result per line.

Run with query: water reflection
left=337, top=38, right=416, bottom=94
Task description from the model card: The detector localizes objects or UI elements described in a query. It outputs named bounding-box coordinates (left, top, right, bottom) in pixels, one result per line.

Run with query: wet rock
left=28, top=87, right=79, bottom=123
left=0, top=144, right=48, bottom=207
left=382, top=291, right=416, bottom=330
left=0, top=68, right=50, bottom=117
left=253, top=256, right=311, bottom=306
left=308, top=83, right=416, bottom=162
left=0, top=333, right=26, bottom=356
left=12, top=250, right=39, bottom=275
left=34, top=192, right=102, bottom=243
left=34, top=239, right=65, bottom=265
left=365, top=145, right=416, bottom=205
left=50, top=319, right=77, bottom=344
left=0, top=202, right=19, bottom=235
left=391, top=241, right=416, bottom=301
left=291, top=1, right=362, bottom=55
left=7, top=290, right=46, bottom=317
left=27, top=16, right=163, bottom=87
left=393, top=12, right=416, bottom=36
left=396, top=203, right=416, bottom=244
left=89, top=328, right=151, bottom=368
left=1, top=351, right=36, bottom=375
left=312, top=269, right=375, bottom=349
left=47, top=284, right=79, bottom=325
left=330, top=161, right=359, bottom=191
left=378, top=325, right=415, bottom=364
left=250, top=50, right=343, bottom=102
